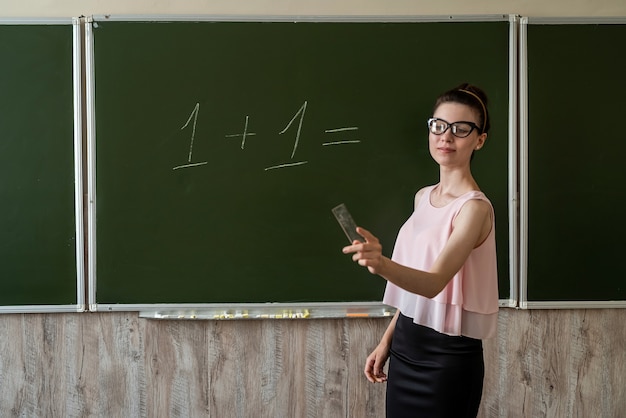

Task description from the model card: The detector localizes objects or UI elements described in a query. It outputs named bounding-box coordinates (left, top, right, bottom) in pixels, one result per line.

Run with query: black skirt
left=386, top=312, right=484, bottom=418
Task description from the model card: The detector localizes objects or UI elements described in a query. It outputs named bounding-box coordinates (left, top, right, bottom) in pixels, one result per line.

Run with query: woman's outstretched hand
left=342, top=227, right=386, bottom=275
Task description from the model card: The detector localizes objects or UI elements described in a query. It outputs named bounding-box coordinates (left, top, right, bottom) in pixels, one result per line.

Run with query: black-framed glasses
left=427, top=117, right=481, bottom=138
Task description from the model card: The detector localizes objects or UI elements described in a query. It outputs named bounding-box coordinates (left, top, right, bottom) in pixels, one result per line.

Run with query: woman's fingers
left=341, top=227, right=384, bottom=274
left=364, top=352, right=388, bottom=383
left=356, top=226, right=378, bottom=243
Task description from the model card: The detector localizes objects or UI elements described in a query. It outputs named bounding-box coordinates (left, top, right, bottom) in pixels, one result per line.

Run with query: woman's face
left=428, top=102, right=487, bottom=168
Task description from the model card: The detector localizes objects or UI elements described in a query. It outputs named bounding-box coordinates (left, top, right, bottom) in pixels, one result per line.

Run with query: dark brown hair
left=433, top=83, right=490, bottom=134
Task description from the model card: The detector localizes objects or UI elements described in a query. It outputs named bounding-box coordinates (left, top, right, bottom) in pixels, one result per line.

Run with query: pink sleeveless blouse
left=383, top=185, right=499, bottom=339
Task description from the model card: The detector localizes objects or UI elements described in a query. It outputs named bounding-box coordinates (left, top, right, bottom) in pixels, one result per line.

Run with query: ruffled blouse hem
left=384, top=295, right=498, bottom=340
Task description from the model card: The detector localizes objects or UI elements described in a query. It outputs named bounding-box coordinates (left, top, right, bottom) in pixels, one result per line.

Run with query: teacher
left=342, top=83, right=499, bottom=417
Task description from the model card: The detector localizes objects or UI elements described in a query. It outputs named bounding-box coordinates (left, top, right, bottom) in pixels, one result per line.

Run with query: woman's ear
left=475, top=133, right=487, bottom=150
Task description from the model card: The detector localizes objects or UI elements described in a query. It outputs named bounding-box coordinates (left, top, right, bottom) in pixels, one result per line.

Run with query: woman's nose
left=439, top=130, right=454, bottom=142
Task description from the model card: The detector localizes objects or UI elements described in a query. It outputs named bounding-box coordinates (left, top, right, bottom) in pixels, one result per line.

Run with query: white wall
left=0, top=0, right=625, bottom=18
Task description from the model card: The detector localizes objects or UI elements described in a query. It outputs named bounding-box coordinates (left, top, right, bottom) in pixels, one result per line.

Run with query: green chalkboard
left=0, top=21, right=80, bottom=308
left=89, top=17, right=512, bottom=306
left=524, top=21, right=626, bottom=305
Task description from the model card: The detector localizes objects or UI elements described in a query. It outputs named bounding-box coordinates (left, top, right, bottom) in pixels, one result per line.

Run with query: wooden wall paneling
left=143, top=318, right=210, bottom=416
left=0, top=314, right=84, bottom=416
left=204, top=318, right=390, bottom=417
left=478, top=309, right=626, bottom=418
left=345, top=318, right=389, bottom=417
left=1, top=310, right=626, bottom=417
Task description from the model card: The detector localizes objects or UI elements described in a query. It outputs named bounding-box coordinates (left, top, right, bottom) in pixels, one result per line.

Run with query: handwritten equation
left=172, top=101, right=361, bottom=171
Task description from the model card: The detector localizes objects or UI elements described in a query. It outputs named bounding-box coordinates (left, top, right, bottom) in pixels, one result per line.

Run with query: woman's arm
left=364, top=310, right=399, bottom=383
left=343, top=198, right=492, bottom=298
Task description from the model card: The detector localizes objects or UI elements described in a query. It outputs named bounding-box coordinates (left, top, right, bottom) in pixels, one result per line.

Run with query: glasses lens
left=428, top=118, right=448, bottom=135
left=450, top=122, right=474, bottom=138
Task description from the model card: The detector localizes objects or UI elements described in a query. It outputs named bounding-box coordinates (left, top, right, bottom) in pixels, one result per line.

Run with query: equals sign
left=322, top=127, right=361, bottom=146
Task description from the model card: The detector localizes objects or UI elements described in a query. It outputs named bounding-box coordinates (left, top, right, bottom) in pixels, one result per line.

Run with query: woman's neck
left=436, top=168, right=479, bottom=198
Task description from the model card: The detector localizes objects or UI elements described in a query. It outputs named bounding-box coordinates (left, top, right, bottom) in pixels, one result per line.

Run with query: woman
left=342, top=84, right=499, bottom=417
